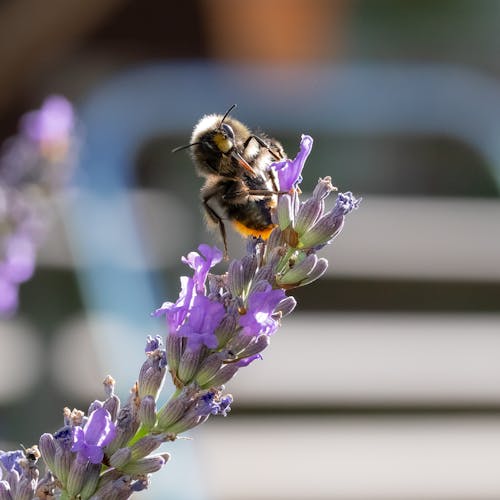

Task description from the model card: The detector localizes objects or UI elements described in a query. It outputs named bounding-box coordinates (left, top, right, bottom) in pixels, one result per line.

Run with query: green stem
left=128, top=423, right=149, bottom=446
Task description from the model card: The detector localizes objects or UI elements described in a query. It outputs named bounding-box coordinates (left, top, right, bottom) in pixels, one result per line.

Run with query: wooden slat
left=228, top=313, right=500, bottom=406
left=323, top=196, right=500, bottom=281
left=194, top=416, right=500, bottom=499
left=38, top=192, right=500, bottom=282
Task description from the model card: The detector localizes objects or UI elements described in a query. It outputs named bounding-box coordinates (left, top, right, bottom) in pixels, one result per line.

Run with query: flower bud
left=77, top=462, right=101, bottom=499
left=39, top=433, right=56, bottom=473
left=89, top=469, right=128, bottom=499
left=298, top=257, right=328, bottom=286
left=0, top=482, right=11, bottom=500
left=207, top=364, right=239, bottom=387
left=226, top=331, right=252, bottom=355
left=298, top=217, right=340, bottom=248
left=227, top=259, right=245, bottom=296
left=266, top=226, right=285, bottom=251
left=120, top=454, right=170, bottom=475
left=277, top=253, right=318, bottom=286
left=103, top=394, right=120, bottom=422
left=313, top=176, right=336, bottom=200
left=215, top=308, right=239, bottom=346
left=195, top=353, right=224, bottom=387
left=237, top=335, right=270, bottom=360
left=277, top=194, right=293, bottom=229
left=163, top=414, right=200, bottom=435
left=295, top=198, right=323, bottom=236
left=240, top=254, right=258, bottom=285
left=156, top=397, right=187, bottom=430
left=138, top=395, right=156, bottom=430
left=129, top=435, right=164, bottom=461
left=103, top=374, right=116, bottom=398
left=87, top=400, right=103, bottom=415
left=138, top=355, right=166, bottom=399
left=13, top=475, right=36, bottom=500
left=66, top=456, right=88, bottom=497
left=106, top=406, right=139, bottom=455
left=298, top=191, right=360, bottom=249
left=93, top=468, right=121, bottom=490
left=274, top=296, right=297, bottom=317
left=252, top=265, right=274, bottom=288
left=53, top=445, right=72, bottom=485
left=131, top=476, right=150, bottom=492
left=109, top=448, right=132, bottom=469
left=177, top=348, right=201, bottom=384
left=166, top=334, right=183, bottom=373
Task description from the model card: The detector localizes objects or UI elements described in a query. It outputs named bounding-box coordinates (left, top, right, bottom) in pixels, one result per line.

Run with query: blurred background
left=1, top=0, right=500, bottom=498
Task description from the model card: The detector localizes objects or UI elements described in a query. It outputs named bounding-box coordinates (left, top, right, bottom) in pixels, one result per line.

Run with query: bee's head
left=174, top=106, right=257, bottom=176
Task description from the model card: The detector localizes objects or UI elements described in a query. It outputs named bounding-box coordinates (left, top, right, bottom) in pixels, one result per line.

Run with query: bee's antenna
left=219, top=104, right=237, bottom=126
left=172, top=142, right=200, bottom=153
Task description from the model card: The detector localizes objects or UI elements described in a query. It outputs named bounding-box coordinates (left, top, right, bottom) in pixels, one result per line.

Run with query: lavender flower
left=3, top=133, right=359, bottom=499
left=0, top=95, right=77, bottom=316
left=71, top=407, right=117, bottom=464
left=0, top=446, right=42, bottom=500
left=178, top=294, right=226, bottom=351
left=273, top=134, right=313, bottom=191
left=240, top=285, right=286, bottom=337
left=0, top=450, right=25, bottom=476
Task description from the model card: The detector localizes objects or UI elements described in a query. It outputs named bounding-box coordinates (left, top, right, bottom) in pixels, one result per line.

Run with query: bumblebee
left=175, top=106, right=286, bottom=257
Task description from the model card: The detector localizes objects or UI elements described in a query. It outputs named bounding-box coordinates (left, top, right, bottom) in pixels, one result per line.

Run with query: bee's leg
left=202, top=193, right=229, bottom=259
left=248, top=189, right=289, bottom=196
left=266, top=165, right=282, bottom=193
left=243, top=135, right=284, bottom=161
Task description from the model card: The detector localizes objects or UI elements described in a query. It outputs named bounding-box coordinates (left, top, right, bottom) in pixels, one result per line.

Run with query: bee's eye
left=221, top=123, right=235, bottom=139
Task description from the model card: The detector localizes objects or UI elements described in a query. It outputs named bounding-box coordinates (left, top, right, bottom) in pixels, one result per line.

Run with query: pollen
left=213, top=132, right=232, bottom=153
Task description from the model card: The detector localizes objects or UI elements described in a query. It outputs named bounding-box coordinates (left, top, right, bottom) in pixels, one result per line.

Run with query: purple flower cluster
left=1, top=134, right=359, bottom=499
left=34, top=379, right=170, bottom=499
left=0, top=95, right=76, bottom=316
left=143, top=135, right=360, bottom=436
left=0, top=445, right=49, bottom=500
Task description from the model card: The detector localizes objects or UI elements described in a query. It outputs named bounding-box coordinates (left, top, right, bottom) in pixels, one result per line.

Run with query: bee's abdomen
left=227, top=198, right=275, bottom=239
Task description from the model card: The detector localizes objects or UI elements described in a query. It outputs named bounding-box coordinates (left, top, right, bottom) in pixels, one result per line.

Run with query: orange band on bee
left=231, top=221, right=276, bottom=240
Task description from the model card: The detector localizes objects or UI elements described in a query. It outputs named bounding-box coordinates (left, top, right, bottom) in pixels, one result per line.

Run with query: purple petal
left=182, top=244, right=222, bottom=292
left=178, top=294, right=225, bottom=350
left=0, top=450, right=24, bottom=474
left=154, top=276, right=196, bottom=333
left=2, top=234, right=36, bottom=283
left=84, top=445, right=105, bottom=465
left=240, top=286, right=286, bottom=337
left=71, top=427, right=85, bottom=452
left=145, top=335, right=163, bottom=353
left=83, top=408, right=116, bottom=447
left=332, top=191, right=361, bottom=216
left=21, top=96, right=74, bottom=144
left=273, top=135, right=313, bottom=191
left=0, top=278, right=18, bottom=315
left=235, top=354, right=262, bottom=367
